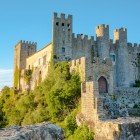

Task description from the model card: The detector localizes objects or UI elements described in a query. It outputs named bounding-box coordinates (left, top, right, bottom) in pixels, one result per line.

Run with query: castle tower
left=114, top=28, right=129, bottom=87
left=14, top=41, right=37, bottom=90
left=96, top=24, right=110, bottom=59
left=52, top=13, right=73, bottom=61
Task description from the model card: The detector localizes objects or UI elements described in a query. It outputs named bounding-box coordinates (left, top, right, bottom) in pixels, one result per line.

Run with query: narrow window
left=110, top=54, right=116, bottom=62
left=79, top=58, right=81, bottom=64
left=62, top=47, right=65, bottom=53
left=56, top=22, right=59, bottom=26
left=43, top=55, right=46, bottom=65
left=38, top=58, right=41, bottom=65
left=74, top=60, right=76, bottom=66
left=62, top=23, right=64, bottom=26
left=82, top=82, right=86, bottom=93
left=67, top=23, right=70, bottom=27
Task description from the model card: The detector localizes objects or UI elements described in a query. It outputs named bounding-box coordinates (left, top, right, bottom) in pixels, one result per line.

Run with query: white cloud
left=0, top=69, right=13, bottom=90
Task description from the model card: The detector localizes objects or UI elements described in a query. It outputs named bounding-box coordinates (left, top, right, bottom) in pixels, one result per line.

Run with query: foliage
left=0, top=87, right=11, bottom=127
left=45, top=62, right=81, bottom=122
left=24, top=69, right=32, bottom=84
left=14, top=66, right=20, bottom=88
left=0, top=62, right=81, bottom=126
left=0, top=62, right=94, bottom=139
left=68, top=125, right=94, bottom=140
left=61, top=109, right=78, bottom=139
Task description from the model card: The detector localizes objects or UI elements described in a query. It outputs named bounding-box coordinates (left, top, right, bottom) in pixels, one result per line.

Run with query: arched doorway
left=98, top=76, right=108, bottom=93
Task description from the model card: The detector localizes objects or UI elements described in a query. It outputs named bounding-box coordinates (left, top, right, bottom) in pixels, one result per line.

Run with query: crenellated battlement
left=53, top=12, right=72, bottom=20
left=114, top=27, right=127, bottom=33
left=20, top=40, right=37, bottom=46
left=72, top=33, right=94, bottom=42
left=127, top=42, right=140, bottom=47
left=96, top=24, right=109, bottom=29
left=96, top=24, right=109, bottom=40
left=114, top=27, right=127, bottom=44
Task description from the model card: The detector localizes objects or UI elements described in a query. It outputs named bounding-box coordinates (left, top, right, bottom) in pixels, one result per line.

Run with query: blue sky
left=0, top=0, right=140, bottom=89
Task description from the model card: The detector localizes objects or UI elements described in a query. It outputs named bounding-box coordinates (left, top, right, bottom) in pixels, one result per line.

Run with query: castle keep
left=14, top=13, right=140, bottom=139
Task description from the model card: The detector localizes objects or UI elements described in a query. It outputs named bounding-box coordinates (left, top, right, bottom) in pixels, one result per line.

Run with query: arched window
left=98, top=76, right=108, bottom=93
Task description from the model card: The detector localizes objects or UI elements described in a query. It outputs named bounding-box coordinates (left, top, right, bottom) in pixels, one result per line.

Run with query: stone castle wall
left=26, top=43, right=52, bottom=90
left=13, top=12, right=140, bottom=140
left=14, top=13, right=140, bottom=90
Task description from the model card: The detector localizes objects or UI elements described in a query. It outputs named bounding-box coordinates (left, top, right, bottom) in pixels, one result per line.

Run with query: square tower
left=14, top=40, right=37, bottom=90
left=52, top=13, right=73, bottom=61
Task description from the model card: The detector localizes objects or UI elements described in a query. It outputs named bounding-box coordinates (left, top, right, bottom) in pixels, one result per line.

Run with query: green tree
left=68, top=125, right=94, bottom=140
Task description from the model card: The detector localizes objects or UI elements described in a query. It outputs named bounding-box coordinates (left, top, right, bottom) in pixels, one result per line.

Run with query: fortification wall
left=18, top=43, right=52, bottom=90
left=26, top=43, right=52, bottom=69
left=127, top=43, right=140, bottom=84
left=70, top=57, right=86, bottom=82
left=72, top=34, right=95, bottom=60
left=92, top=57, right=114, bottom=93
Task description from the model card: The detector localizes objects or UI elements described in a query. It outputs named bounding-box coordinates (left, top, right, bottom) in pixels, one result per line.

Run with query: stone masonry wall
left=25, top=43, right=52, bottom=90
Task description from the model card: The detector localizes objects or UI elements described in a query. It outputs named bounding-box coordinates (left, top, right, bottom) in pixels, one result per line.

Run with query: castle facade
left=14, top=13, right=140, bottom=91
left=14, top=13, right=140, bottom=139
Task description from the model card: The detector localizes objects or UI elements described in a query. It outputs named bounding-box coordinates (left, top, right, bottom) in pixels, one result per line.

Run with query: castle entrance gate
left=98, top=76, right=108, bottom=93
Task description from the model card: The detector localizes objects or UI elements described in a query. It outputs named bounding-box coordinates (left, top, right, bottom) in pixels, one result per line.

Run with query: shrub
left=68, top=125, right=94, bottom=140
left=0, top=62, right=81, bottom=127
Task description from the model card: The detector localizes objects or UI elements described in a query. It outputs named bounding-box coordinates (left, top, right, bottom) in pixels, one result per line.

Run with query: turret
left=96, top=24, right=110, bottom=59
left=114, top=27, right=129, bottom=87
left=52, top=13, right=73, bottom=61
left=114, top=28, right=127, bottom=45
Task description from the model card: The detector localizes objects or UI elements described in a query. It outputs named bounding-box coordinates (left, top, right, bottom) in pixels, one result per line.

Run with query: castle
left=14, top=13, right=140, bottom=139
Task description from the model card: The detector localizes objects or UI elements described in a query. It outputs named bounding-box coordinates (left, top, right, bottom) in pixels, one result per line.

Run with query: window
left=82, top=82, right=86, bottom=93
left=38, top=58, right=41, bottom=65
left=67, top=23, right=70, bottom=27
left=79, top=58, right=81, bottom=64
left=62, top=23, right=64, bottom=26
left=110, top=54, right=116, bottom=62
left=62, top=47, right=65, bottom=53
left=43, top=55, right=46, bottom=65
left=74, top=60, right=76, bottom=66
left=56, top=22, right=59, bottom=26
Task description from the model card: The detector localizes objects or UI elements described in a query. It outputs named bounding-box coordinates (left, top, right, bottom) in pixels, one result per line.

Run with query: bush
left=0, top=62, right=81, bottom=127
left=46, top=62, right=81, bottom=122
left=63, top=109, right=78, bottom=138
left=68, top=125, right=94, bottom=140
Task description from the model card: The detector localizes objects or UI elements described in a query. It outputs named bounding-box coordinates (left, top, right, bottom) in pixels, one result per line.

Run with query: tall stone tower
left=114, top=28, right=129, bottom=87
left=52, top=13, right=73, bottom=61
left=96, top=24, right=110, bottom=59
left=14, top=41, right=37, bottom=90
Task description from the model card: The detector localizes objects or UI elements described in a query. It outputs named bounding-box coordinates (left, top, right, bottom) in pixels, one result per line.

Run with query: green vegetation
left=24, top=69, right=32, bottom=84
left=14, top=66, right=20, bottom=88
left=0, top=62, right=94, bottom=139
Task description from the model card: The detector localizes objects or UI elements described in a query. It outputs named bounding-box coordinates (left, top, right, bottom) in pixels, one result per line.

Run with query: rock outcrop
left=0, top=122, right=64, bottom=140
